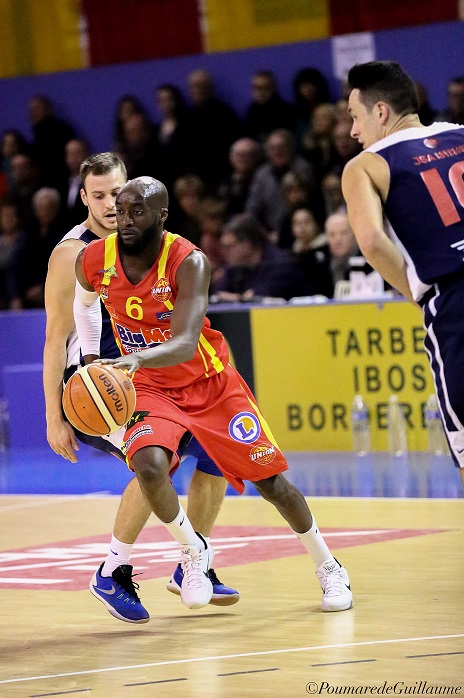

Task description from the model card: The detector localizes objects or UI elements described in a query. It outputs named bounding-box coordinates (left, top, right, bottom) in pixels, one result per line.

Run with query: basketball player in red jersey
left=44, top=153, right=238, bottom=623
left=74, top=176, right=353, bottom=612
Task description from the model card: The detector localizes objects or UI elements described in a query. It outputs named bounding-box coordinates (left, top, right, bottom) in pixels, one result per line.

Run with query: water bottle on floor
left=0, top=398, right=9, bottom=452
left=387, top=395, right=407, bottom=456
left=351, top=395, right=371, bottom=456
left=424, top=394, right=448, bottom=455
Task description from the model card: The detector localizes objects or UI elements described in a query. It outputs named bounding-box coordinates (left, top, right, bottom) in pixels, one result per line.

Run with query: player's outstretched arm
left=44, top=240, right=84, bottom=462
left=342, top=154, right=415, bottom=304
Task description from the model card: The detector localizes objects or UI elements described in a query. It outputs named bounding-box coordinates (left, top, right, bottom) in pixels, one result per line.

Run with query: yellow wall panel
left=203, top=0, right=329, bottom=52
left=28, top=0, right=85, bottom=74
left=0, top=0, right=84, bottom=78
left=250, top=301, right=430, bottom=452
left=0, top=0, right=28, bottom=78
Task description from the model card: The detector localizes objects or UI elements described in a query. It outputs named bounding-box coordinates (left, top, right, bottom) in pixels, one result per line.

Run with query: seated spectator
left=28, top=94, right=75, bottom=189
left=169, top=174, right=205, bottom=246
left=154, top=84, right=190, bottom=194
left=61, top=138, right=90, bottom=227
left=290, top=207, right=333, bottom=298
left=332, top=119, right=362, bottom=173
left=437, top=76, right=464, bottom=124
left=197, top=197, right=227, bottom=286
left=22, top=187, right=67, bottom=307
left=9, top=153, right=42, bottom=224
left=112, top=94, right=149, bottom=152
left=278, top=170, right=315, bottom=248
left=186, top=68, right=240, bottom=190
left=1, top=129, right=29, bottom=192
left=334, top=98, right=351, bottom=124
left=242, top=70, right=295, bottom=143
left=293, top=67, right=331, bottom=138
left=245, top=128, right=316, bottom=235
left=321, top=171, right=345, bottom=217
left=211, top=213, right=307, bottom=302
left=0, top=199, right=28, bottom=309
left=119, top=112, right=161, bottom=180
left=326, top=211, right=360, bottom=288
left=216, top=137, right=262, bottom=217
left=297, top=102, right=338, bottom=179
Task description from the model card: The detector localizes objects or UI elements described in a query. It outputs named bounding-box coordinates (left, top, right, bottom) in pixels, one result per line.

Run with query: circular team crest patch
left=228, top=411, right=261, bottom=443
left=249, top=443, right=276, bottom=465
left=151, top=278, right=172, bottom=302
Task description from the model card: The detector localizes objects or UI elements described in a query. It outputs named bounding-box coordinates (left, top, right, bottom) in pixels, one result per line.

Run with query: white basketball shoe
left=179, top=533, right=213, bottom=610
left=316, top=558, right=353, bottom=612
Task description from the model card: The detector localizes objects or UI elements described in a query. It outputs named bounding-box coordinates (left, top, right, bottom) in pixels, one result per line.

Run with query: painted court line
left=1, top=633, right=463, bottom=685
left=0, top=577, right=71, bottom=584
left=0, top=494, right=109, bottom=513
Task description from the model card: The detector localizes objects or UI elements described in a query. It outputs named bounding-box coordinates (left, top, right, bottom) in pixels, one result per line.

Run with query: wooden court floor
left=0, top=495, right=463, bottom=697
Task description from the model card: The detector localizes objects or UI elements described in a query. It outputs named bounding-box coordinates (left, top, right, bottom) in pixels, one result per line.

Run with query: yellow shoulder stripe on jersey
left=100, top=233, right=123, bottom=353
left=157, top=231, right=180, bottom=279
left=101, top=233, right=118, bottom=287
left=157, top=231, right=180, bottom=312
left=157, top=231, right=225, bottom=376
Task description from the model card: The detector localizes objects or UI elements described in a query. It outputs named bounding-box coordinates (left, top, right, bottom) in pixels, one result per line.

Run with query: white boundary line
left=0, top=493, right=111, bottom=512
left=1, top=633, right=463, bottom=685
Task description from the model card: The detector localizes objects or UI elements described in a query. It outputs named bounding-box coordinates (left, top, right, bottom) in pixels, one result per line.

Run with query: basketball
left=62, top=364, right=136, bottom=436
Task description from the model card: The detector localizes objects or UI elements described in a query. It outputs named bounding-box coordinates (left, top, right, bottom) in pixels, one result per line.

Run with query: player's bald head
left=119, top=176, right=169, bottom=209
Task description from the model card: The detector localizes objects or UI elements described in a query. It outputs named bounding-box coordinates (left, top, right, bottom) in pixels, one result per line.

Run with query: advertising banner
left=250, top=300, right=429, bottom=451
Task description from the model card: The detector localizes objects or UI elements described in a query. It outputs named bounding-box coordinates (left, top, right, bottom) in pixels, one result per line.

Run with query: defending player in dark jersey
left=342, top=60, right=464, bottom=484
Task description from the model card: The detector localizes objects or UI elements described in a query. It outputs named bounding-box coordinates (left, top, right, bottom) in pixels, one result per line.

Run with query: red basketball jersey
left=81, top=231, right=229, bottom=388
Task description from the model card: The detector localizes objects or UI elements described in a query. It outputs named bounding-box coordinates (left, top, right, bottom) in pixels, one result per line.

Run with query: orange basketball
left=62, top=364, right=136, bottom=436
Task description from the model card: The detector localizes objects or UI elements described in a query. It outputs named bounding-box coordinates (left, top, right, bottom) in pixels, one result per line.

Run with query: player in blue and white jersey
left=342, top=60, right=464, bottom=484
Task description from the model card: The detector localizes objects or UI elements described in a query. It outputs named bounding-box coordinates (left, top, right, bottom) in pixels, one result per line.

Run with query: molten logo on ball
left=97, top=373, right=124, bottom=412
left=62, top=364, right=136, bottom=436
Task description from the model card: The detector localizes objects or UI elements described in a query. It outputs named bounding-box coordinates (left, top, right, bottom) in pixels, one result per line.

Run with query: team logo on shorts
left=228, top=412, right=261, bottom=443
left=151, top=278, right=172, bottom=303
left=249, top=443, right=276, bottom=465
left=126, top=410, right=150, bottom=429
left=123, top=424, right=153, bottom=453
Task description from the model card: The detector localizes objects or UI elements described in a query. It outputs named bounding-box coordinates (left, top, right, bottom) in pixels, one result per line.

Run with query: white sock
left=294, top=518, right=336, bottom=568
left=164, top=504, right=204, bottom=548
left=101, top=536, right=133, bottom=577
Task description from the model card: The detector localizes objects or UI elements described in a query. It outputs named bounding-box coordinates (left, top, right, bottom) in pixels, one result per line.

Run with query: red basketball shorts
left=123, top=363, right=288, bottom=493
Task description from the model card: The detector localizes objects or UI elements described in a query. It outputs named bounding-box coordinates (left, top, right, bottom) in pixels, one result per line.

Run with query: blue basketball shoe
left=167, top=564, right=240, bottom=606
left=89, top=563, right=149, bottom=623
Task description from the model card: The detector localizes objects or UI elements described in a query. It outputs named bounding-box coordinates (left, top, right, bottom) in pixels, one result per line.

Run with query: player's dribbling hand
left=94, top=355, right=142, bottom=373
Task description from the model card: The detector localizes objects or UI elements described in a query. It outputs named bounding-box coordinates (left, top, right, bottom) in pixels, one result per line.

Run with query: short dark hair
left=80, top=152, right=127, bottom=188
left=223, top=214, right=267, bottom=249
left=347, top=61, right=418, bottom=116
left=253, top=69, right=275, bottom=83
